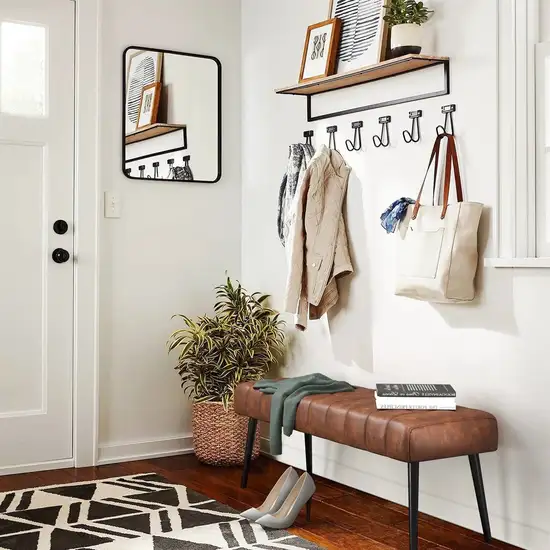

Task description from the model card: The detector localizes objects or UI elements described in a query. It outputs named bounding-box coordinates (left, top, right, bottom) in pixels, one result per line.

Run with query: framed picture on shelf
left=328, top=0, right=388, bottom=73
left=125, top=49, right=163, bottom=134
left=136, top=82, right=162, bottom=129
left=299, top=18, right=342, bottom=83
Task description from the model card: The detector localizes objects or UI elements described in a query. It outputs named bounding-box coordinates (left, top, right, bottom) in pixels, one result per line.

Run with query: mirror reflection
left=123, top=47, right=221, bottom=182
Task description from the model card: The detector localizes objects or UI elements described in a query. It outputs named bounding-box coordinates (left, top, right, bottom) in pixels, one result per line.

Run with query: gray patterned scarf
left=277, top=143, right=315, bottom=246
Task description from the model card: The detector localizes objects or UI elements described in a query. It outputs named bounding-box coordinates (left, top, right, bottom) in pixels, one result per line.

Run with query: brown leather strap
left=440, top=134, right=464, bottom=219
left=412, top=133, right=447, bottom=220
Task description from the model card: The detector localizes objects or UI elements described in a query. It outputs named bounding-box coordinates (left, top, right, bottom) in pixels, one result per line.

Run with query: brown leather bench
left=234, top=382, right=498, bottom=550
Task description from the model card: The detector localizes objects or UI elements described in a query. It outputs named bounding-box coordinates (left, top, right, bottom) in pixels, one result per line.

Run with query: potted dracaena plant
left=168, top=277, right=286, bottom=466
left=384, top=0, right=433, bottom=58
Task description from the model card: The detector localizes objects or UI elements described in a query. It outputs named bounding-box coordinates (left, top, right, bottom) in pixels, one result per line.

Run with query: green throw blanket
left=254, top=373, right=355, bottom=455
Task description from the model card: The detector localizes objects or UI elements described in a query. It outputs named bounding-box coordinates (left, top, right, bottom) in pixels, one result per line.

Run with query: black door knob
left=53, top=220, right=69, bottom=235
left=52, top=248, right=70, bottom=264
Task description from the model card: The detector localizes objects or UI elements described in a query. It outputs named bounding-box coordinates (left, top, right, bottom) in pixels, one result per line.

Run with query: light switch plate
left=104, top=191, right=121, bottom=218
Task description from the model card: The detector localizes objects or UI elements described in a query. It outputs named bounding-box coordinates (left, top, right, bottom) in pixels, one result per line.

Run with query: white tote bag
left=395, top=134, right=483, bottom=303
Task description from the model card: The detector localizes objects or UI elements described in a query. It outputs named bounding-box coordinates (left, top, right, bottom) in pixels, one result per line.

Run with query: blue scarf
left=380, top=197, right=415, bottom=234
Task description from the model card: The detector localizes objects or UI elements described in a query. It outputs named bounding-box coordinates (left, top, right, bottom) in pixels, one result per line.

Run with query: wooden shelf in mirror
left=125, top=123, right=187, bottom=145
left=275, top=55, right=450, bottom=96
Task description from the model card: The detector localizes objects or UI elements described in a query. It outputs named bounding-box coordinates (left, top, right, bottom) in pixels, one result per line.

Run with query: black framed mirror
left=122, top=46, right=222, bottom=183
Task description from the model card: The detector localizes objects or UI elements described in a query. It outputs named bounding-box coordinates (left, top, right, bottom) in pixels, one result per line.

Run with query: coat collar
left=316, top=144, right=350, bottom=177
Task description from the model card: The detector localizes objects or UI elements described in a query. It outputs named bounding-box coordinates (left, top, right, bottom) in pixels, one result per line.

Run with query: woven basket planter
left=192, top=402, right=260, bottom=466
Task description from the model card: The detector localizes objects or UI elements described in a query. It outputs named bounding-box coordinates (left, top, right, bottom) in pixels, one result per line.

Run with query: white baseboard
left=264, top=439, right=549, bottom=550
left=0, top=459, right=74, bottom=476
left=97, top=434, right=194, bottom=466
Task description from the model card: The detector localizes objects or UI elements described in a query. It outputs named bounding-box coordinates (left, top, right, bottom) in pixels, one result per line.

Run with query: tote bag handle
left=440, top=134, right=464, bottom=219
left=412, top=134, right=464, bottom=220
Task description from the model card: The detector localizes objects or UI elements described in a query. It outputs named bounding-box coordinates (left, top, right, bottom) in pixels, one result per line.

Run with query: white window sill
left=485, top=257, right=550, bottom=268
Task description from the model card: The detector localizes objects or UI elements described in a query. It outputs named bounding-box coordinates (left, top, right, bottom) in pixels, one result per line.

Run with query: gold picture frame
left=299, top=18, right=342, bottom=83
left=136, top=82, right=162, bottom=130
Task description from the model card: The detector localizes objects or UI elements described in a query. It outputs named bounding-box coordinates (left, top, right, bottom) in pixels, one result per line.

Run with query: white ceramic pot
left=390, top=23, right=424, bottom=57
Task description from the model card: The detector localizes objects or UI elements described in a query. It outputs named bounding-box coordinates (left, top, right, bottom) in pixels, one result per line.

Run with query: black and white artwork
left=125, top=50, right=163, bottom=134
left=330, top=0, right=387, bottom=72
left=0, top=473, right=323, bottom=549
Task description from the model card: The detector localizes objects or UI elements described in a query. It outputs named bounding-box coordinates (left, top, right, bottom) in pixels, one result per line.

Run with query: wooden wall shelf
left=125, top=123, right=187, bottom=145
left=275, top=54, right=450, bottom=122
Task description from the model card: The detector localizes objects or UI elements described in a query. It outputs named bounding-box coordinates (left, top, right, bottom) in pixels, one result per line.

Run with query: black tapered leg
left=408, top=462, right=419, bottom=550
left=304, top=433, right=313, bottom=521
left=241, top=418, right=257, bottom=489
left=469, top=454, right=492, bottom=543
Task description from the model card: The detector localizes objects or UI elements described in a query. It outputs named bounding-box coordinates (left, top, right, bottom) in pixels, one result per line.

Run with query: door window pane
left=0, top=21, right=46, bottom=117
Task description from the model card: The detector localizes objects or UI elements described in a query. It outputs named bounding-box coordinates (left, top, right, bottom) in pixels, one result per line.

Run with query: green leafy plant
left=384, top=0, right=433, bottom=26
left=168, top=278, right=286, bottom=409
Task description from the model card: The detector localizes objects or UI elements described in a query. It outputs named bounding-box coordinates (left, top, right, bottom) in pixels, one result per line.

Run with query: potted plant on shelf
left=168, top=277, right=286, bottom=466
left=384, top=0, right=433, bottom=58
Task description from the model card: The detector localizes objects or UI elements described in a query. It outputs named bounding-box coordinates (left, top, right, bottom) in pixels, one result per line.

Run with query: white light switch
left=104, top=190, right=121, bottom=218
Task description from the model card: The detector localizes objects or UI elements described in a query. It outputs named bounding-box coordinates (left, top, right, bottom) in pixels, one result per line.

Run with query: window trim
left=485, top=0, right=541, bottom=268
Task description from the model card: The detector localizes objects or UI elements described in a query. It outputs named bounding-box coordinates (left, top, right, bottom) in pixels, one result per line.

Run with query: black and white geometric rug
left=0, top=473, right=323, bottom=549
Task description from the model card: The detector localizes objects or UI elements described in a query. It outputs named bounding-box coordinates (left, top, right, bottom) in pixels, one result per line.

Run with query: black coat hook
left=152, top=162, right=160, bottom=179
left=345, top=121, right=363, bottom=152
left=403, top=110, right=422, bottom=143
left=327, top=125, right=338, bottom=150
left=304, top=130, right=314, bottom=147
left=436, top=104, right=456, bottom=136
left=373, top=116, right=391, bottom=148
left=138, top=165, right=146, bottom=178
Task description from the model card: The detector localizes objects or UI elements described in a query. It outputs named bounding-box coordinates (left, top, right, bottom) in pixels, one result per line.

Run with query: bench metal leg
left=469, top=454, right=492, bottom=543
left=304, top=433, right=313, bottom=521
left=408, top=462, right=419, bottom=550
left=241, top=418, right=257, bottom=489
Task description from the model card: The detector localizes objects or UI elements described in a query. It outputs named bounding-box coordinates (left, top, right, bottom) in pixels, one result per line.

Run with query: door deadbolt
left=53, top=220, right=69, bottom=235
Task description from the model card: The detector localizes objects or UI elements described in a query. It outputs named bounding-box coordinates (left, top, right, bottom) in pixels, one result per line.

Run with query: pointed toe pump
left=256, top=472, right=316, bottom=529
left=240, top=467, right=299, bottom=522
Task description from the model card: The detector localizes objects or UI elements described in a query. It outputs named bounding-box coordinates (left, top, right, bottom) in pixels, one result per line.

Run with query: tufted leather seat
left=234, top=382, right=498, bottom=463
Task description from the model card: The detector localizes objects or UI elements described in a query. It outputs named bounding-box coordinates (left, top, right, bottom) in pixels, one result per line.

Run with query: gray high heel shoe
left=256, top=472, right=316, bottom=529
left=240, top=467, right=299, bottom=522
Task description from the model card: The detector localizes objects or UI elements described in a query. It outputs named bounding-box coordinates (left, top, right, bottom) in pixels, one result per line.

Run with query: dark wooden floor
left=0, top=455, right=521, bottom=550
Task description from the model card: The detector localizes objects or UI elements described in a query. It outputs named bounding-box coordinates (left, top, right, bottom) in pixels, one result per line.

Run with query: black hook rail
left=304, top=130, right=314, bottom=146
left=346, top=121, right=364, bottom=152
left=403, top=110, right=422, bottom=143
left=373, top=116, right=391, bottom=148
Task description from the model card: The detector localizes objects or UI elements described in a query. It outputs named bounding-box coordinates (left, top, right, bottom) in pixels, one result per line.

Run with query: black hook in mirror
left=327, top=125, right=338, bottom=150
left=138, top=165, right=146, bottom=178
left=403, top=110, right=422, bottom=144
left=345, top=121, right=363, bottom=152
left=373, top=116, right=391, bottom=148
left=304, top=130, right=314, bottom=147
left=152, top=162, right=160, bottom=179
left=436, top=104, right=456, bottom=136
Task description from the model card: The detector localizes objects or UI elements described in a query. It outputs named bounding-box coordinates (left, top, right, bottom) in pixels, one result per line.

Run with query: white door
left=0, top=0, right=75, bottom=471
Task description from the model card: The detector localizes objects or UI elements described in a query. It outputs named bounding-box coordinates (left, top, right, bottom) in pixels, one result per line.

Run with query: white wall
left=241, top=1, right=550, bottom=549
left=98, top=0, right=241, bottom=461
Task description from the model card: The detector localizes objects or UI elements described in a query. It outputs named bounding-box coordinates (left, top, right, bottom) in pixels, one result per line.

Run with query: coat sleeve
left=284, top=165, right=312, bottom=322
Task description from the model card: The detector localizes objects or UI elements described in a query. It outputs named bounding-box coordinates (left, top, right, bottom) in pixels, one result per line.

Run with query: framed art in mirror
left=123, top=46, right=222, bottom=183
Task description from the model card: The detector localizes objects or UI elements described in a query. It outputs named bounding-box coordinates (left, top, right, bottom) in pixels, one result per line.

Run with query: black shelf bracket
left=126, top=126, right=188, bottom=163
left=306, top=58, right=450, bottom=122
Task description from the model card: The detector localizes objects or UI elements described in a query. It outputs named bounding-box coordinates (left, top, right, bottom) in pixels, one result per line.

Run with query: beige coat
left=284, top=145, right=353, bottom=330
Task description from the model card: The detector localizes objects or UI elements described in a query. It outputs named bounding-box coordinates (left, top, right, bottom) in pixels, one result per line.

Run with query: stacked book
left=375, top=384, right=456, bottom=411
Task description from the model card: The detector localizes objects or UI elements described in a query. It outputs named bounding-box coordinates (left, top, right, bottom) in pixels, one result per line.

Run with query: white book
left=375, top=396, right=456, bottom=408
left=376, top=403, right=457, bottom=411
